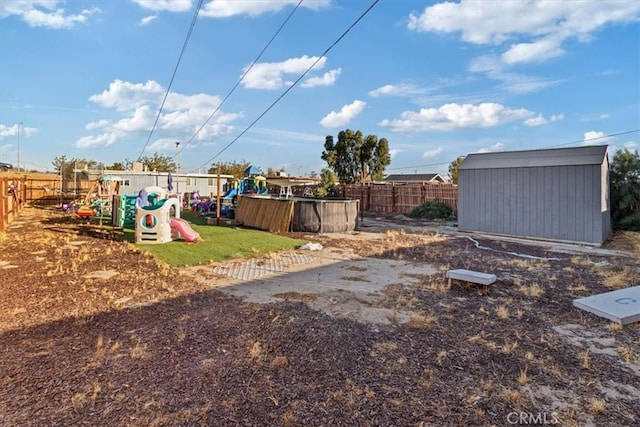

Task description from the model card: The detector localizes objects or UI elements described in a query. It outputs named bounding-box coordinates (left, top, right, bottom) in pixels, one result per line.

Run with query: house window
left=207, top=178, right=216, bottom=186
left=186, top=177, right=197, bottom=186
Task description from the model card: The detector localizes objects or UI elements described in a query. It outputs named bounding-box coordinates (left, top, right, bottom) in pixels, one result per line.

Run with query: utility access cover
left=573, top=286, right=640, bottom=325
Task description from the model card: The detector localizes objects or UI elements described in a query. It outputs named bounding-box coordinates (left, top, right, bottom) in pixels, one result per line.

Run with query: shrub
left=616, top=212, right=640, bottom=232
left=409, top=200, right=454, bottom=220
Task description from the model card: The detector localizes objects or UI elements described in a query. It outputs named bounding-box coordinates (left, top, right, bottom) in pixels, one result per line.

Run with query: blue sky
left=1, top=0, right=639, bottom=177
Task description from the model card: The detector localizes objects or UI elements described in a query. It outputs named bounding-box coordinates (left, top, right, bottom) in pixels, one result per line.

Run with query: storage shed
left=458, top=145, right=611, bottom=245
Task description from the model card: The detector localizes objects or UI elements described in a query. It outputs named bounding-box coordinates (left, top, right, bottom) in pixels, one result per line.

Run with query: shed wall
left=459, top=164, right=607, bottom=244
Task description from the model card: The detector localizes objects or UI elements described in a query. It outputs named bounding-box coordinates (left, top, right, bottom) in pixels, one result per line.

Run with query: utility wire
left=177, top=0, right=304, bottom=157
left=386, top=128, right=640, bottom=172
left=135, top=0, right=205, bottom=161
left=543, top=128, right=639, bottom=149
left=191, top=0, right=381, bottom=172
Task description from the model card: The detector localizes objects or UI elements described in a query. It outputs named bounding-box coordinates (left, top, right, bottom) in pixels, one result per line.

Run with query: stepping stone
left=573, top=286, right=640, bottom=325
left=446, top=269, right=497, bottom=294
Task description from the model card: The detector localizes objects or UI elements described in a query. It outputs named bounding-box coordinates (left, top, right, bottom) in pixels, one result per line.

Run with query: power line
left=543, top=128, right=639, bottom=149
left=191, top=0, right=381, bottom=172
left=386, top=128, right=640, bottom=172
left=177, top=0, right=305, bottom=157
left=135, top=0, right=205, bottom=161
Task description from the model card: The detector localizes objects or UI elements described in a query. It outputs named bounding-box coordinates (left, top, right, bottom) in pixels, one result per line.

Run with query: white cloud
left=582, top=130, right=613, bottom=146
left=551, top=114, right=564, bottom=122
left=501, top=37, right=565, bottom=65
left=112, top=106, right=155, bottom=132
left=89, top=80, right=164, bottom=112
left=320, top=100, right=366, bottom=129
left=379, top=102, right=533, bottom=133
left=242, top=55, right=326, bottom=90
left=132, top=0, right=193, bottom=12
left=78, top=79, right=241, bottom=149
left=524, top=114, right=548, bottom=127
left=388, top=149, right=402, bottom=159
left=249, top=127, right=324, bottom=143
left=85, top=119, right=111, bottom=130
left=301, top=68, right=341, bottom=88
left=0, top=124, right=38, bottom=140
left=76, top=132, right=118, bottom=148
left=139, top=15, right=157, bottom=25
left=468, top=54, right=564, bottom=94
left=200, top=0, right=331, bottom=18
left=368, top=83, right=428, bottom=98
left=0, top=1, right=100, bottom=29
left=623, top=141, right=638, bottom=150
left=422, top=147, right=443, bottom=159
left=408, top=1, right=640, bottom=64
left=477, top=142, right=506, bottom=153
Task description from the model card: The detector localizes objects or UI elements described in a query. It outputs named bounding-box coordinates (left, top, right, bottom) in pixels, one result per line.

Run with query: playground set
left=133, top=186, right=200, bottom=244
left=63, top=175, right=201, bottom=244
left=190, top=165, right=268, bottom=218
left=62, top=165, right=281, bottom=243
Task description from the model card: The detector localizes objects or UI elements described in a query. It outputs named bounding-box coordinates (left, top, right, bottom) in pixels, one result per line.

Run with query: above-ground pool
left=291, top=197, right=358, bottom=233
left=235, top=196, right=358, bottom=233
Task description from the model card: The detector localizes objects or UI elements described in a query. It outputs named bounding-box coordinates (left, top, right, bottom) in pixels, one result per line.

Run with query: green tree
left=448, top=156, right=465, bottom=184
left=107, top=162, right=126, bottom=170
left=52, top=155, right=68, bottom=173
left=610, top=148, right=640, bottom=229
left=207, top=160, right=251, bottom=179
left=52, top=156, right=98, bottom=179
left=321, top=129, right=391, bottom=184
left=316, top=167, right=337, bottom=197
left=138, top=153, right=176, bottom=172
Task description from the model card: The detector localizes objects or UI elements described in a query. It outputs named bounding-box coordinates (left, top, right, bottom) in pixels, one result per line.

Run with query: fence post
left=1, top=178, right=7, bottom=232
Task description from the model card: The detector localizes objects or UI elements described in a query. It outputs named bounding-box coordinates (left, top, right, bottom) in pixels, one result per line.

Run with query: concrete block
left=573, top=286, right=640, bottom=325
left=446, top=269, right=497, bottom=285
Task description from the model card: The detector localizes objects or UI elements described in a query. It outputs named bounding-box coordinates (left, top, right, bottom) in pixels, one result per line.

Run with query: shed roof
left=459, top=145, right=608, bottom=170
left=384, top=173, right=445, bottom=182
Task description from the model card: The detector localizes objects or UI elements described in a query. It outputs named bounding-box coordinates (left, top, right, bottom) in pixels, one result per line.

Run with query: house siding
left=459, top=159, right=609, bottom=245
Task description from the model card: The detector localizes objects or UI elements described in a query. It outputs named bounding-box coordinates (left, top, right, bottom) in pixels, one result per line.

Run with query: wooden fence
left=0, top=177, right=27, bottom=232
left=24, top=178, right=64, bottom=205
left=338, top=182, right=458, bottom=215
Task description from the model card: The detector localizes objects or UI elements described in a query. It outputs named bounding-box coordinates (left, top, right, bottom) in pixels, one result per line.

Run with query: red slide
left=170, top=218, right=201, bottom=242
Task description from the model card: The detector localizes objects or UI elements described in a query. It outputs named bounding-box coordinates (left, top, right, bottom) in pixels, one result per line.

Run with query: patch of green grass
left=121, top=211, right=307, bottom=267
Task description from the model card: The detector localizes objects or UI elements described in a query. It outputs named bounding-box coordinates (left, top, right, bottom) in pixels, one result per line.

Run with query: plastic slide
left=169, top=218, right=201, bottom=242
left=223, top=188, right=238, bottom=199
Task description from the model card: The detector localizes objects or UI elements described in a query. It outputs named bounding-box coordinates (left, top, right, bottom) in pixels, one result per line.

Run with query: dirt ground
left=1, top=207, right=639, bottom=426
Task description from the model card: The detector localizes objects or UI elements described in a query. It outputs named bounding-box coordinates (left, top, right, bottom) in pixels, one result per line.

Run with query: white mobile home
left=104, top=170, right=234, bottom=198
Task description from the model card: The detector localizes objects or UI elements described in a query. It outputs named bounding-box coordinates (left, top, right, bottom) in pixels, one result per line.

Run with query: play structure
left=134, top=186, right=200, bottom=244
left=191, top=165, right=269, bottom=219
left=111, top=194, right=137, bottom=228
left=71, top=175, right=123, bottom=218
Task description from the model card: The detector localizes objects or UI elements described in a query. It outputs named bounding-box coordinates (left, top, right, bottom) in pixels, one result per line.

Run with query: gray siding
left=459, top=164, right=608, bottom=244
left=118, top=174, right=229, bottom=198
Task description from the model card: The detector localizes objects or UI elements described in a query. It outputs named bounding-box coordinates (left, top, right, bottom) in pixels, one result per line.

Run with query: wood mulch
left=1, top=207, right=639, bottom=426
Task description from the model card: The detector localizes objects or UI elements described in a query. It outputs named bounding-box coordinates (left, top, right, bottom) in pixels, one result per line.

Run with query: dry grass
left=517, top=366, right=530, bottom=384
left=617, top=347, right=637, bottom=364
left=587, top=397, right=606, bottom=414
left=502, top=341, right=519, bottom=354
left=495, top=305, right=510, bottom=320
left=606, top=322, right=623, bottom=332
left=578, top=350, right=590, bottom=370
left=600, top=267, right=633, bottom=289
left=408, top=312, right=438, bottom=329
left=130, top=338, right=147, bottom=360
left=270, top=356, right=289, bottom=369
left=518, top=282, right=545, bottom=297
left=249, top=341, right=265, bottom=363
